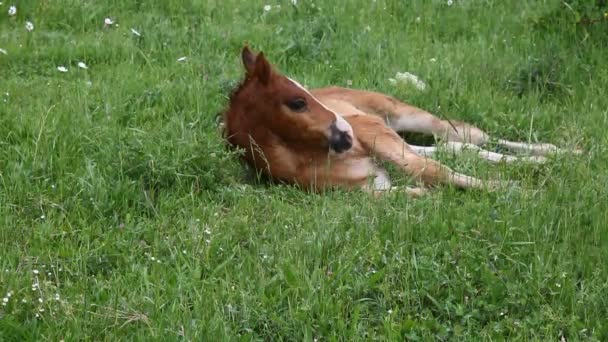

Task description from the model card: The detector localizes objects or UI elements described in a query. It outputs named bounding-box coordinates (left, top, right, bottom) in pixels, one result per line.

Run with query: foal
left=223, top=46, right=578, bottom=196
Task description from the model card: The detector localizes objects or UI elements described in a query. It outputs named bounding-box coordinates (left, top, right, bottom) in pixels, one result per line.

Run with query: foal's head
left=229, top=46, right=353, bottom=154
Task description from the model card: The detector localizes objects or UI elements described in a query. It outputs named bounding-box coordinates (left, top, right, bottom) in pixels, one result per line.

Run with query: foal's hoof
left=522, top=155, right=548, bottom=164
left=404, top=186, right=429, bottom=197
left=486, top=179, right=519, bottom=191
left=388, top=186, right=429, bottom=197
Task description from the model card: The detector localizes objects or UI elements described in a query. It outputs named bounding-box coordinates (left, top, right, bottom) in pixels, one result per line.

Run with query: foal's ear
left=253, top=52, right=271, bottom=85
left=242, top=45, right=257, bottom=75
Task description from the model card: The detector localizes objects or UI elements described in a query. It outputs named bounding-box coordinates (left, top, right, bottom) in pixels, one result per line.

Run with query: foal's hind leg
left=409, top=142, right=548, bottom=163
left=325, top=87, right=578, bottom=158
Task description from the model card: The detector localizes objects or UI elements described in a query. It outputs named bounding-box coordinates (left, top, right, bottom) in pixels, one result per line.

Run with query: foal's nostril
left=329, top=124, right=353, bottom=153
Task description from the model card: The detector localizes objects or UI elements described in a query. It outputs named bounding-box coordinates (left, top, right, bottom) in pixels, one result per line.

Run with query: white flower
left=2, top=297, right=8, bottom=303
left=415, top=17, right=421, bottom=23
left=77, top=61, right=88, bottom=69
left=57, top=66, right=68, bottom=73
left=0, top=48, right=7, bottom=55
left=290, top=0, right=297, bottom=5
left=25, top=21, right=34, bottom=32
left=263, top=5, right=271, bottom=12
left=391, top=72, right=427, bottom=91
left=346, top=80, right=353, bottom=86
left=8, top=5, right=16, bottom=16
left=130, top=28, right=141, bottom=37
left=447, top=0, right=454, bottom=5
left=104, top=17, right=114, bottom=26
left=177, top=56, right=187, bottom=62
left=33, top=269, right=39, bottom=274
left=429, top=58, right=437, bottom=63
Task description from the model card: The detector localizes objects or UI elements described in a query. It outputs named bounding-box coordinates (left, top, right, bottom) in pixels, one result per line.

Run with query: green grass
left=1, top=0, right=607, bottom=340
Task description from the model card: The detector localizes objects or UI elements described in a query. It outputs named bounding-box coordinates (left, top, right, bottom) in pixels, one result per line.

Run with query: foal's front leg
left=346, top=114, right=508, bottom=190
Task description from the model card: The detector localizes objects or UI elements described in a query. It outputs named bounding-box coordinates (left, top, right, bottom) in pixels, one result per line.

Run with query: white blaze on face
left=287, top=77, right=354, bottom=137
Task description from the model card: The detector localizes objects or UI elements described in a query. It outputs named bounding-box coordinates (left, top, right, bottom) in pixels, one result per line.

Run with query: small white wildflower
left=0, top=48, right=7, bottom=55
left=38, top=297, right=43, bottom=303
left=263, top=5, right=271, bottom=12
left=387, top=309, right=393, bottom=314
left=25, top=21, right=34, bottom=32
left=77, top=61, right=88, bottom=69
left=33, top=269, right=39, bottom=274
left=150, top=256, right=156, bottom=261
left=156, top=259, right=161, bottom=264
left=177, top=56, right=187, bottom=62
left=57, top=66, right=68, bottom=73
left=182, top=250, right=187, bottom=254
left=130, top=28, right=141, bottom=37
left=47, top=272, right=51, bottom=276
left=447, top=0, right=454, bottom=6
left=21, top=298, right=27, bottom=303
left=290, top=0, right=297, bottom=5
left=40, top=214, right=46, bottom=219
left=430, top=58, right=437, bottom=63
left=205, top=239, right=211, bottom=244
left=104, top=18, right=114, bottom=26
left=556, top=283, right=561, bottom=288
left=54, top=293, right=60, bottom=301
left=2, top=297, right=8, bottom=303
left=38, top=307, right=44, bottom=312
left=8, top=5, right=16, bottom=16
left=35, top=313, right=40, bottom=318
left=7, top=291, right=13, bottom=297
left=204, top=227, right=211, bottom=235
left=393, top=72, right=427, bottom=91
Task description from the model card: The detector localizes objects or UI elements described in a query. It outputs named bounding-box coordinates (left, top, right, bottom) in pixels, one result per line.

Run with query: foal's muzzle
left=328, top=122, right=353, bottom=153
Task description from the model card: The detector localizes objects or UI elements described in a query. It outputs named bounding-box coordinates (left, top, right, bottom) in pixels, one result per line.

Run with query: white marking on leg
left=438, top=142, right=547, bottom=164
left=409, top=145, right=437, bottom=157
left=373, top=169, right=392, bottom=191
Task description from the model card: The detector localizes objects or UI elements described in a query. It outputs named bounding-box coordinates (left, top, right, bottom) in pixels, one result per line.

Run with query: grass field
left=1, top=0, right=608, bottom=340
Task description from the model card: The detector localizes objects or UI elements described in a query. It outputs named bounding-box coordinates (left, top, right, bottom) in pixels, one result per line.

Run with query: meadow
left=1, top=0, right=607, bottom=340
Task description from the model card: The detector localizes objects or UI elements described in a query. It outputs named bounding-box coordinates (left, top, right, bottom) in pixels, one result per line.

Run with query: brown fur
left=223, top=46, right=579, bottom=196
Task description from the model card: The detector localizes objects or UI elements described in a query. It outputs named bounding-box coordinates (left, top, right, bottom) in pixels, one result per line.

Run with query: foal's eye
left=285, top=98, right=308, bottom=113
